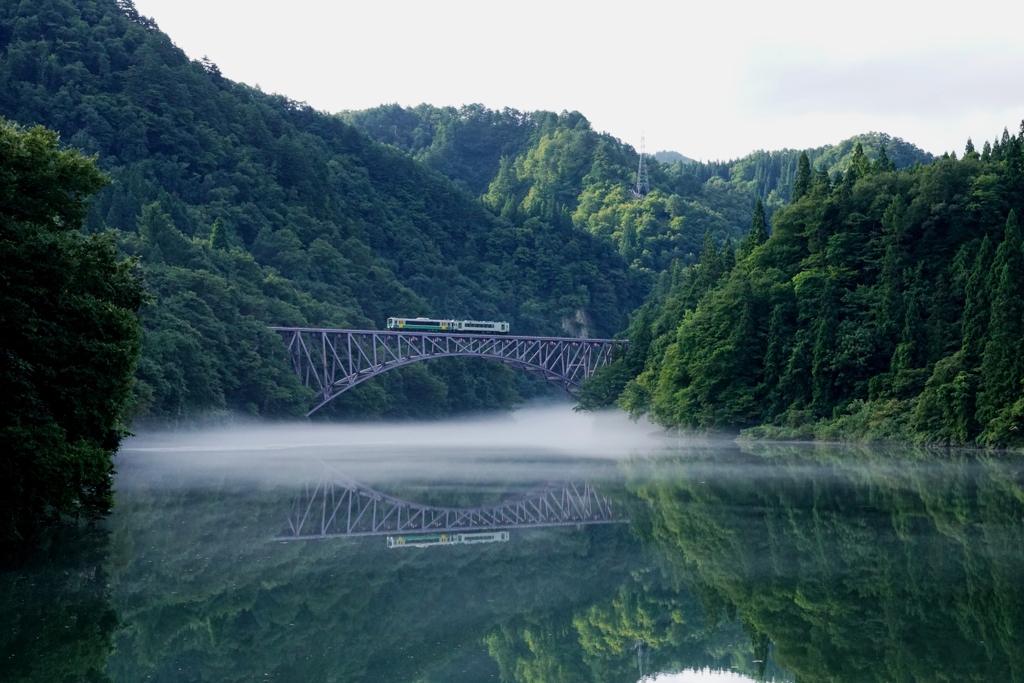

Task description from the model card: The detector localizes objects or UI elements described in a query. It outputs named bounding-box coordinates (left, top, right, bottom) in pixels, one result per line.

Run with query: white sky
left=133, top=0, right=1024, bottom=161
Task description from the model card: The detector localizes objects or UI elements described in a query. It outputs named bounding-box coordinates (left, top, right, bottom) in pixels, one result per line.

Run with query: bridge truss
left=276, top=478, right=627, bottom=541
left=272, top=327, right=627, bottom=415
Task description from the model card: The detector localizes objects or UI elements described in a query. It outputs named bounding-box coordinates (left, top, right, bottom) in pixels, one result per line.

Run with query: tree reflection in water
left=2, top=442, right=1022, bottom=683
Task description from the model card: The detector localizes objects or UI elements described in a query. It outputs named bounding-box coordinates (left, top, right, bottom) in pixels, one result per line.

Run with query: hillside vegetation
left=586, top=132, right=1024, bottom=448
left=1, top=0, right=949, bottom=433
left=1, top=120, right=145, bottom=540
left=0, top=0, right=641, bottom=421
left=347, top=105, right=931, bottom=275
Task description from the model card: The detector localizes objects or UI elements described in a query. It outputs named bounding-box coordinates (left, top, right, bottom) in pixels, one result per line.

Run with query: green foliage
left=614, top=124, right=1024, bottom=447
left=349, top=106, right=930, bottom=283
left=0, top=0, right=640, bottom=420
left=0, top=119, right=145, bottom=540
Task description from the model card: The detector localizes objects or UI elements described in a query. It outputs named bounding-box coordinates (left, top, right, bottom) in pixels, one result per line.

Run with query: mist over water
left=8, top=402, right=1024, bottom=683
left=117, top=404, right=685, bottom=489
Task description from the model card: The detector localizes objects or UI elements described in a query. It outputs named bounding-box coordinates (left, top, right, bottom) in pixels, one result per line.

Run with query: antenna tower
left=631, top=135, right=650, bottom=200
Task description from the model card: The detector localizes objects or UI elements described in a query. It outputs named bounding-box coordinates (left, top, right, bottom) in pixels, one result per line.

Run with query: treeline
left=348, top=105, right=932, bottom=278
left=346, top=103, right=776, bottom=272
left=0, top=0, right=641, bottom=420
left=684, top=132, right=932, bottom=210
left=589, top=132, right=1024, bottom=447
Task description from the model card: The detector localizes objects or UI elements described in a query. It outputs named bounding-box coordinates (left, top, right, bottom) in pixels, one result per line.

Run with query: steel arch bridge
left=276, top=477, right=627, bottom=541
left=272, top=327, right=628, bottom=415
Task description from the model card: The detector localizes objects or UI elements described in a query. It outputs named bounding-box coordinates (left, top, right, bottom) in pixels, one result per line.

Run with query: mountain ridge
left=0, top=0, right=640, bottom=420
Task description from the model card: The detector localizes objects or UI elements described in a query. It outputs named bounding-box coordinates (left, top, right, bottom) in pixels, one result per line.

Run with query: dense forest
left=1, top=120, right=145, bottom=541
left=0, top=0, right=642, bottom=422
left=6, top=0, right=1017, bottom=451
left=583, top=131, right=1024, bottom=448
left=345, top=104, right=932, bottom=275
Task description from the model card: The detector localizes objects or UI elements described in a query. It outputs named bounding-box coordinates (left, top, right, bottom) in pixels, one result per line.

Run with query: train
left=386, top=317, right=510, bottom=333
left=386, top=531, right=510, bottom=548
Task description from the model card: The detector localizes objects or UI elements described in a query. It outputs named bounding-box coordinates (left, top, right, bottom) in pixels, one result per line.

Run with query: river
left=3, top=405, right=1023, bottom=682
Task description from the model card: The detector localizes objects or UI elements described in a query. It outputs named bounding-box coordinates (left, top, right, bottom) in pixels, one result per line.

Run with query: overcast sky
left=133, top=0, right=1024, bottom=161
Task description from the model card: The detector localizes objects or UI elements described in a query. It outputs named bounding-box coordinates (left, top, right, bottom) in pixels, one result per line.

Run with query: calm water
left=3, top=407, right=1024, bottom=683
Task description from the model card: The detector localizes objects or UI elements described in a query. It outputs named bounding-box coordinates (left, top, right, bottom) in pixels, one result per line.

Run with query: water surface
left=4, top=407, right=1023, bottom=682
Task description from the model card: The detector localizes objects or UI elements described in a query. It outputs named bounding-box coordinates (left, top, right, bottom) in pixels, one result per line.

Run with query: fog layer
left=117, top=405, right=680, bottom=488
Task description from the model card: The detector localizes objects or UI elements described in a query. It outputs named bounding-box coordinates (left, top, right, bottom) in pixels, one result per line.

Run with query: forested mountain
left=0, top=0, right=946, bottom=429
left=686, top=132, right=932, bottom=210
left=0, top=0, right=642, bottom=420
left=347, top=105, right=931, bottom=275
left=588, top=131, right=1024, bottom=448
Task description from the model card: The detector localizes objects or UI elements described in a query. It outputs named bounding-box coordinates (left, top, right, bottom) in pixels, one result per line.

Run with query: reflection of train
left=386, top=317, right=510, bottom=333
left=387, top=531, right=510, bottom=548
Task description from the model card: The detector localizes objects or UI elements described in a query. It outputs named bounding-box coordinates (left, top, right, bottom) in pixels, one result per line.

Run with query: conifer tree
left=793, top=152, right=812, bottom=201
left=977, top=211, right=1024, bottom=431
left=961, top=236, right=995, bottom=365
left=813, top=167, right=831, bottom=194
left=876, top=144, right=895, bottom=171
left=740, top=198, right=769, bottom=258
left=721, top=238, right=736, bottom=272
left=763, top=300, right=794, bottom=413
left=847, top=142, right=869, bottom=182
left=210, top=218, right=230, bottom=250
left=811, top=279, right=839, bottom=415
left=890, top=286, right=927, bottom=373
left=688, top=230, right=722, bottom=303
left=876, top=244, right=903, bottom=357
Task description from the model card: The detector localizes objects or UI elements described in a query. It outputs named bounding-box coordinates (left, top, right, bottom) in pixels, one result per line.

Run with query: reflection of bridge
left=272, top=327, right=627, bottom=415
left=275, top=478, right=628, bottom=541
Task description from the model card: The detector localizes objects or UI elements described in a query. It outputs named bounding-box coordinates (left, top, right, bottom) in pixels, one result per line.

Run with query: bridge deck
left=271, top=327, right=621, bottom=343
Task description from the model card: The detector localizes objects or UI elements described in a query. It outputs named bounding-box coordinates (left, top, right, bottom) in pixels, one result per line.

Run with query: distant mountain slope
left=690, top=131, right=934, bottom=210
left=653, top=150, right=695, bottom=164
left=346, top=105, right=934, bottom=276
left=0, top=0, right=640, bottom=420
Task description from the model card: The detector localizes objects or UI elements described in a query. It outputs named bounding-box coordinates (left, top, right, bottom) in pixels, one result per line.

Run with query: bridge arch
left=307, top=353, right=580, bottom=414
left=276, top=475, right=628, bottom=541
left=272, top=327, right=627, bottom=416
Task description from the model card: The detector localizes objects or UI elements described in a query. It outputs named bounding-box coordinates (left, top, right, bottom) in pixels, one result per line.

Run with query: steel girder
left=271, top=327, right=628, bottom=415
left=276, top=477, right=627, bottom=541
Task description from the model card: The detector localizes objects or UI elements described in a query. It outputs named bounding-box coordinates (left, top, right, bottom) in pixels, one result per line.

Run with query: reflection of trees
left=629, top=445, right=1024, bottom=683
left=20, top=444, right=1015, bottom=683
left=482, top=566, right=774, bottom=683
left=0, top=528, right=116, bottom=683
left=100, top=485, right=640, bottom=682
left=96, top=480, right=768, bottom=683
